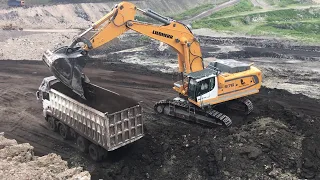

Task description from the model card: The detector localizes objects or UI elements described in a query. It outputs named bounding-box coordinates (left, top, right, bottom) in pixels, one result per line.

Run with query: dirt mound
left=0, top=31, right=77, bottom=60
left=86, top=85, right=320, bottom=180
left=0, top=133, right=90, bottom=179
left=86, top=86, right=320, bottom=180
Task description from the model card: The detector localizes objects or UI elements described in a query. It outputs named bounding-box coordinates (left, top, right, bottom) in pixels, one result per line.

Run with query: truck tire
left=58, top=123, right=70, bottom=140
left=77, top=136, right=89, bottom=153
left=89, top=144, right=104, bottom=162
left=69, top=128, right=77, bottom=139
left=47, top=117, right=57, bottom=132
left=155, top=105, right=164, bottom=114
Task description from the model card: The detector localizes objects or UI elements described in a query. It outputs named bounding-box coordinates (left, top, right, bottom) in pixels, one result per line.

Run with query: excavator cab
left=187, top=63, right=219, bottom=106
left=187, top=75, right=218, bottom=104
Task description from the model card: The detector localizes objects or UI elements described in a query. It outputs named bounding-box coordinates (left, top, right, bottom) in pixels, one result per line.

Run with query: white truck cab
left=36, top=76, right=59, bottom=118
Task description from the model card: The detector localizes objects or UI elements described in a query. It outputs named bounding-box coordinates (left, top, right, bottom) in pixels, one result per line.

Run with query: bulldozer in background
left=2, top=24, right=23, bottom=31
left=7, top=0, right=25, bottom=7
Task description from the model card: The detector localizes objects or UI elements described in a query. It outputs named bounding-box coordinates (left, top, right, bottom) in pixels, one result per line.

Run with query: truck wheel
left=59, top=123, right=70, bottom=140
left=77, top=136, right=89, bottom=153
left=47, top=117, right=57, bottom=132
left=155, top=105, right=164, bottom=114
left=69, top=128, right=77, bottom=139
left=89, top=144, right=103, bottom=162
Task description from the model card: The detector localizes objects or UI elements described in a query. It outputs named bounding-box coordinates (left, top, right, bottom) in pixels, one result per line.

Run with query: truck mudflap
left=49, top=89, right=144, bottom=151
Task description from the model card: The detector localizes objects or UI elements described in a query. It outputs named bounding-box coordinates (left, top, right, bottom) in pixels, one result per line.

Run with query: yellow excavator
left=42, top=1, right=262, bottom=127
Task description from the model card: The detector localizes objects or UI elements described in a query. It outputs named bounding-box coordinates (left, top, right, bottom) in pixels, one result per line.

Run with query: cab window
left=43, top=92, right=49, bottom=100
left=197, top=77, right=215, bottom=96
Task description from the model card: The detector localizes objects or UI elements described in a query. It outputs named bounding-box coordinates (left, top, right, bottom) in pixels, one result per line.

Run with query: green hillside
left=189, top=0, right=320, bottom=42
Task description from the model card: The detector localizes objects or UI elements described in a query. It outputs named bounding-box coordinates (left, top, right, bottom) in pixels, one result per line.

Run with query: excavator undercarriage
left=154, top=97, right=253, bottom=127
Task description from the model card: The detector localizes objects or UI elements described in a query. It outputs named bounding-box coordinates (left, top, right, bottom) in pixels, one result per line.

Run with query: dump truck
left=36, top=76, right=144, bottom=161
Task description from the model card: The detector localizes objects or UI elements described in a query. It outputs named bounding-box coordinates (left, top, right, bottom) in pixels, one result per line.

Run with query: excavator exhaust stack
left=42, top=46, right=89, bottom=99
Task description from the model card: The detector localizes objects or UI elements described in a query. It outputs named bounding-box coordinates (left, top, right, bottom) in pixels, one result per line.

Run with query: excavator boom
left=43, top=1, right=203, bottom=98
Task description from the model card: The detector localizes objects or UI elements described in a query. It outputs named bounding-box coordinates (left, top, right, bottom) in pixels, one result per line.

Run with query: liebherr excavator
left=42, top=1, right=262, bottom=127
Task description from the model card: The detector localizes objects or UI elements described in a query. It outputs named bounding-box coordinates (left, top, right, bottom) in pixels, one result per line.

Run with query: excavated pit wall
left=0, top=0, right=227, bottom=29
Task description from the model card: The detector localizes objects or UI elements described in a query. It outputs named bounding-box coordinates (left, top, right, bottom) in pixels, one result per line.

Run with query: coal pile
left=51, top=81, right=139, bottom=114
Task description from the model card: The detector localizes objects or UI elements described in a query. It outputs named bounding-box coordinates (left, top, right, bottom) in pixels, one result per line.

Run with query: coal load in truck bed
left=51, top=82, right=138, bottom=114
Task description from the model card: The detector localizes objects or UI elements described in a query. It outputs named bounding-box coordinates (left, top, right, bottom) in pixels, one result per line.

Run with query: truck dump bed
left=51, top=82, right=138, bottom=114
left=48, top=81, right=143, bottom=151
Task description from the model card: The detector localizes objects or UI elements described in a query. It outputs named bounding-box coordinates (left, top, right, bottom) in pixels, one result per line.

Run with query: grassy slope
left=192, top=0, right=320, bottom=43
left=173, top=3, right=215, bottom=20
left=134, top=0, right=231, bottom=23
left=134, top=3, right=216, bottom=23
left=209, top=0, right=258, bottom=18
left=265, top=0, right=306, bottom=7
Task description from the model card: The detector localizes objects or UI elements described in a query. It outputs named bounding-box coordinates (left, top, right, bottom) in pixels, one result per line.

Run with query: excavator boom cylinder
left=142, top=9, right=171, bottom=25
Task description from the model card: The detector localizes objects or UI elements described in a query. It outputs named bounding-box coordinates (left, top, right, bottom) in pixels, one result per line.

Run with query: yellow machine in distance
left=42, top=1, right=262, bottom=127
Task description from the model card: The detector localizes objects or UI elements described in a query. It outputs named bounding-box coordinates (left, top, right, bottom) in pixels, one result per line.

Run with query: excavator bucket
left=42, top=46, right=89, bottom=99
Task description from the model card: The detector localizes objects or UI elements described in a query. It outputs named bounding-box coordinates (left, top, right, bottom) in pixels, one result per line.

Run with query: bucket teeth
left=42, top=50, right=55, bottom=68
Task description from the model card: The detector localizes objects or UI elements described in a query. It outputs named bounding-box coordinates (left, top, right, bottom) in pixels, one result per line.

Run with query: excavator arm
left=83, top=2, right=203, bottom=73
left=43, top=2, right=203, bottom=98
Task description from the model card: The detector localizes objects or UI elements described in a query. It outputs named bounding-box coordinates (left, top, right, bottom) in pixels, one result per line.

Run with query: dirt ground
left=0, top=55, right=319, bottom=179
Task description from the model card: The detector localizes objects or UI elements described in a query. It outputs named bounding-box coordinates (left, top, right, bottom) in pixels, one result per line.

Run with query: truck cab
left=36, top=76, right=59, bottom=118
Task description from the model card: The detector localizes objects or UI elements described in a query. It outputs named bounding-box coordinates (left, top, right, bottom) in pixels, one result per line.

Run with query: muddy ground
left=0, top=57, right=319, bottom=179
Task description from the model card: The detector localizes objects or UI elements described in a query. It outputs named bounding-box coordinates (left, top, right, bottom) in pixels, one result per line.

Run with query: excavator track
left=239, top=98, right=254, bottom=115
left=154, top=99, right=232, bottom=127
left=154, top=97, right=253, bottom=127
left=227, top=97, right=253, bottom=115
left=207, top=109, right=232, bottom=127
